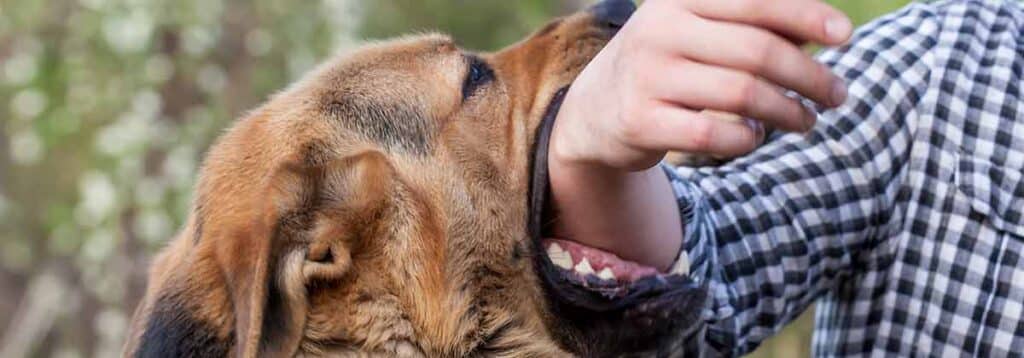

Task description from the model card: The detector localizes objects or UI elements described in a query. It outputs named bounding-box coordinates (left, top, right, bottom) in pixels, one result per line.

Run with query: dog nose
left=589, top=0, right=636, bottom=30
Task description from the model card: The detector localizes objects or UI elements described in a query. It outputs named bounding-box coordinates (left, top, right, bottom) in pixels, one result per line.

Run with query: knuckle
left=618, top=119, right=646, bottom=146
left=620, top=97, right=643, bottom=121
left=818, top=66, right=838, bottom=95
left=688, top=120, right=714, bottom=152
left=728, top=75, right=760, bottom=113
left=748, top=37, right=780, bottom=72
left=617, top=102, right=648, bottom=144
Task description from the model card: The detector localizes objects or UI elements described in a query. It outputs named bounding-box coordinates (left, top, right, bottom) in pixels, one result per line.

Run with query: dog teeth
left=669, top=251, right=691, bottom=276
left=573, top=258, right=595, bottom=275
left=546, top=243, right=573, bottom=270
left=547, top=243, right=615, bottom=280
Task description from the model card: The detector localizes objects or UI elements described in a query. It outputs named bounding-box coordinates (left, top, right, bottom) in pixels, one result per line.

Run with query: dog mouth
left=542, top=238, right=660, bottom=283
left=527, top=87, right=707, bottom=355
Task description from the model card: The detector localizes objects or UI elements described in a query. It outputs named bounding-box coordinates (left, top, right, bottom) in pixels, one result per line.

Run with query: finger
left=668, top=17, right=846, bottom=107
left=702, top=110, right=766, bottom=144
left=627, top=103, right=761, bottom=157
left=645, top=60, right=816, bottom=132
left=682, top=0, right=853, bottom=45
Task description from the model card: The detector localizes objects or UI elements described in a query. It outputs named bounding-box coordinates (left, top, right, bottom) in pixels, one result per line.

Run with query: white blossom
left=11, top=88, right=47, bottom=119
left=10, top=130, right=44, bottom=165
left=3, top=52, right=38, bottom=85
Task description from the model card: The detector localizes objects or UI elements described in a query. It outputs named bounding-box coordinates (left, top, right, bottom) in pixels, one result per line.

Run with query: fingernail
left=825, top=16, right=853, bottom=43
left=802, top=105, right=818, bottom=133
left=744, top=118, right=765, bottom=141
left=831, top=78, right=848, bottom=107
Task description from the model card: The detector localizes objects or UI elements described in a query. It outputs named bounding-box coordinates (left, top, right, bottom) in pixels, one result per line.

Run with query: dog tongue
left=543, top=238, right=660, bottom=282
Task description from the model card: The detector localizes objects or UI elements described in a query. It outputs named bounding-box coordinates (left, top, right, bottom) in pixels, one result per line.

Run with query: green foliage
left=0, top=1, right=912, bottom=356
left=831, top=0, right=914, bottom=25
left=360, top=0, right=559, bottom=51
left=0, top=0, right=362, bottom=355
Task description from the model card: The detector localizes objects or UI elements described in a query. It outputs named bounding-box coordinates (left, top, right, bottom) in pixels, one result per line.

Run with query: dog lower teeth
left=574, top=258, right=595, bottom=275
left=546, top=243, right=574, bottom=270
left=544, top=239, right=665, bottom=283
left=545, top=241, right=621, bottom=282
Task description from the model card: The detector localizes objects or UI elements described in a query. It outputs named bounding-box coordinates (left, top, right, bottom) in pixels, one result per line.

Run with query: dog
left=123, top=1, right=709, bottom=356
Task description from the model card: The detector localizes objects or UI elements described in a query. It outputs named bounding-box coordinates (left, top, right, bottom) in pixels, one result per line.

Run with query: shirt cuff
left=659, top=163, right=715, bottom=285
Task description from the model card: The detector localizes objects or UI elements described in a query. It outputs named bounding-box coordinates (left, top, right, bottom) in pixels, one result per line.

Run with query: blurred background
left=0, top=0, right=910, bottom=356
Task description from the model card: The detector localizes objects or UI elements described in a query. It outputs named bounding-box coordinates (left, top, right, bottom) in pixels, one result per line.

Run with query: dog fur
left=122, top=7, right=632, bottom=357
left=121, top=0, right=744, bottom=353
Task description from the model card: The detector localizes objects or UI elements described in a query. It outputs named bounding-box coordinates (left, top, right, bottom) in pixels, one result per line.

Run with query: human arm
left=548, top=0, right=852, bottom=270
left=547, top=0, right=951, bottom=354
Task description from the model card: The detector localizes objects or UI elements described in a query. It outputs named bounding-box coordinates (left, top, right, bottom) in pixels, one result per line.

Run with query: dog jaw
left=126, top=3, right=708, bottom=357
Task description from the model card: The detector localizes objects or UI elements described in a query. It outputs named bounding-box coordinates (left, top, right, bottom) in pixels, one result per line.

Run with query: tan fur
left=125, top=9, right=618, bottom=358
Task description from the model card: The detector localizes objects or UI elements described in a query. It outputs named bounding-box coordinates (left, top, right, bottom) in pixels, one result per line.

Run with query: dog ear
left=267, top=151, right=394, bottom=287
left=298, top=151, right=394, bottom=283
left=124, top=151, right=395, bottom=358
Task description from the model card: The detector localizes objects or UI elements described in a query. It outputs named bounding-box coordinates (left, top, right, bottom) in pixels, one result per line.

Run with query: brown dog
left=124, top=1, right=707, bottom=356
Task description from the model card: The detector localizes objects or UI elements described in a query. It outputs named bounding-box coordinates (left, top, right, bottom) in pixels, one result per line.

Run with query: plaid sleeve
left=664, top=2, right=946, bottom=355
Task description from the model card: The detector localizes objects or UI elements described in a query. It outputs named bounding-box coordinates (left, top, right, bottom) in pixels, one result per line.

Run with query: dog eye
left=462, top=56, right=494, bottom=100
left=469, top=65, right=486, bottom=84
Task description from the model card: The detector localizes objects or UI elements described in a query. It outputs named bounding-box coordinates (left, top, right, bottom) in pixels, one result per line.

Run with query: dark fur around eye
left=462, top=56, right=494, bottom=101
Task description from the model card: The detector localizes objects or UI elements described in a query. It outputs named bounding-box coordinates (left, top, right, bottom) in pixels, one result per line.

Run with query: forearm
left=547, top=160, right=682, bottom=271
left=540, top=0, right=851, bottom=276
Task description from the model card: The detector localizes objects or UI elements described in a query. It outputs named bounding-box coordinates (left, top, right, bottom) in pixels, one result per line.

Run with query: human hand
left=552, top=0, right=852, bottom=171
left=546, top=0, right=853, bottom=270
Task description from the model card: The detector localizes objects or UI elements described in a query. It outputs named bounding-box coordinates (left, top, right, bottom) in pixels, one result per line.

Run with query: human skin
left=548, top=0, right=854, bottom=270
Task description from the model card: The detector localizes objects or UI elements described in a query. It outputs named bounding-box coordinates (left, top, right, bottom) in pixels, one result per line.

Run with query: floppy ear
left=299, top=151, right=395, bottom=282
left=124, top=151, right=394, bottom=358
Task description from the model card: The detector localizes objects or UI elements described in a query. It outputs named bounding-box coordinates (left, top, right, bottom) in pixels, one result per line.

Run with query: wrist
left=546, top=158, right=682, bottom=271
left=546, top=84, right=684, bottom=271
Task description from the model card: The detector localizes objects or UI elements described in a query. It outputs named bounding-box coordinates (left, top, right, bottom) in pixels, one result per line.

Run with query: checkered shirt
left=665, top=1, right=1024, bottom=356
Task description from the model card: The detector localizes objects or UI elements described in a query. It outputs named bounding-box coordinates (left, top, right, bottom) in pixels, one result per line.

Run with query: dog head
left=124, top=1, right=705, bottom=356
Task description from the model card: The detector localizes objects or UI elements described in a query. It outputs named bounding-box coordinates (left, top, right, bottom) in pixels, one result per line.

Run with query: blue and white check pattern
left=666, top=1, right=1024, bottom=356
